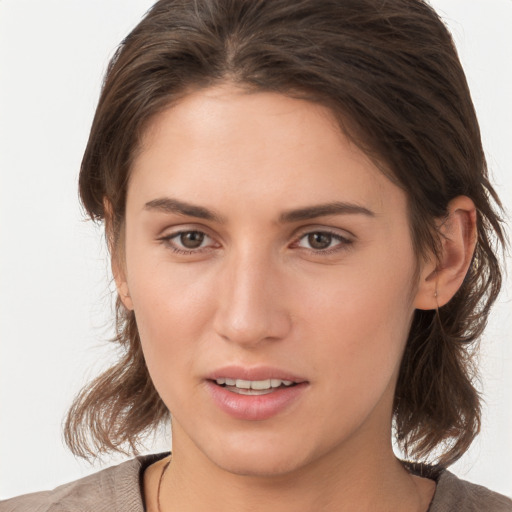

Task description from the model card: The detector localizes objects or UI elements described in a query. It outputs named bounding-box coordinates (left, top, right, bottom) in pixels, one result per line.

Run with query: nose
left=213, top=249, right=292, bottom=347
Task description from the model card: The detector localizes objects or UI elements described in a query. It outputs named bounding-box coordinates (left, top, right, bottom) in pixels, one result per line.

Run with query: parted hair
left=66, top=0, right=505, bottom=467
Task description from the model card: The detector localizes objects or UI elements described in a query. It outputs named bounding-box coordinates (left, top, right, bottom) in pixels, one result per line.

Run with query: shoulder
left=430, top=470, right=512, bottom=512
left=0, top=453, right=167, bottom=512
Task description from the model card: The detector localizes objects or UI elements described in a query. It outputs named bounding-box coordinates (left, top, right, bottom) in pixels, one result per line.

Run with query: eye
left=160, top=230, right=216, bottom=254
left=176, top=231, right=207, bottom=249
left=295, top=230, right=352, bottom=252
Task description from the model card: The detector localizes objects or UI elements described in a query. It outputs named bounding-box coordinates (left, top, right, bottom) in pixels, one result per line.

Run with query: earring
left=434, top=287, right=440, bottom=309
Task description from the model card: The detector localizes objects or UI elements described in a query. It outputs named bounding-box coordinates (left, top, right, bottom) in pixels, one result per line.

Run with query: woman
left=1, top=0, right=511, bottom=510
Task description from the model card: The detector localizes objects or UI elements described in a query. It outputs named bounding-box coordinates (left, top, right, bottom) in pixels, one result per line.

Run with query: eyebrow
left=144, top=197, right=375, bottom=223
left=278, top=202, right=375, bottom=223
left=144, top=197, right=226, bottom=223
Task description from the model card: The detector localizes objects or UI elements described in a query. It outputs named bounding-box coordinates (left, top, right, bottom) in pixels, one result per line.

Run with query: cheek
left=301, top=249, right=417, bottom=395
left=125, top=257, right=218, bottom=399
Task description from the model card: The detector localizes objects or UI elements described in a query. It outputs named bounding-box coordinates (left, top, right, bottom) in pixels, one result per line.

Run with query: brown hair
left=66, top=0, right=505, bottom=467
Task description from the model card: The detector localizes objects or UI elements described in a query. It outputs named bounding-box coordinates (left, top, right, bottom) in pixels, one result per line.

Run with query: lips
left=205, top=366, right=308, bottom=420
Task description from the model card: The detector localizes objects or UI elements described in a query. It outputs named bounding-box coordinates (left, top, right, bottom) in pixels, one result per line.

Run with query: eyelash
left=158, top=228, right=353, bottom=256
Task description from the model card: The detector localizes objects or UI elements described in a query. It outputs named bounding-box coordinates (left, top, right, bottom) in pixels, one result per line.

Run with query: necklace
left=157, top=458, right=172, bottom=512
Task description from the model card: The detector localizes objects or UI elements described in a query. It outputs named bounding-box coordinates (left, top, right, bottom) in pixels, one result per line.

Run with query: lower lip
left=205, top=381, right=308, bottom=421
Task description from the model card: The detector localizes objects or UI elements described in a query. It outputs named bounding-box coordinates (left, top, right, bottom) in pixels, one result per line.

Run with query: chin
left=214, top=452, right=307, bottom=478
left=203, top=434, right=315, bottom=478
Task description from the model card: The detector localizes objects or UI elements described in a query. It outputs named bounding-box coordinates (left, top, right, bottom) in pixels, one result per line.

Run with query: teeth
left=230, top=388, right=274, bottom=395
left=215, top=378, right=295, bottom=389
left=236, top=379, right=252, bottom=389
left=250, top=379, right=271, bottom=390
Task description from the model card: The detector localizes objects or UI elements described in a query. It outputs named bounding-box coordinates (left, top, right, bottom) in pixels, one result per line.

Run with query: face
left=119, top=84, right=427, bottom=477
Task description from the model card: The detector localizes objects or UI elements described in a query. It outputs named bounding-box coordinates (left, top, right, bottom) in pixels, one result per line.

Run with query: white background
left=1, top=0, right=511, bottom=499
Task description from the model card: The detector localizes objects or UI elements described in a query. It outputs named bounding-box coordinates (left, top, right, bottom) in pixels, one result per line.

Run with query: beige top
left=1, top=453, right=511, bottom=511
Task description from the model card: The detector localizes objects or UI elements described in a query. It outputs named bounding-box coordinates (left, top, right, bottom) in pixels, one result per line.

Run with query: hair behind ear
left=395, top=194, right=502, bottom=467
left=394, top=307, right=481, bottom=466
left=63, top=306, right=169, bottom=458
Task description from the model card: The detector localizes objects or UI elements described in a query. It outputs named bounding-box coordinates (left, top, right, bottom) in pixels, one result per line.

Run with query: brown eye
left=307, top=232, right=333, bottom=250
left=295, top=230, right=351, bottom=253
left=161, top=229, right=218, bottom=254
left=179, top=231, right=205, bottom=249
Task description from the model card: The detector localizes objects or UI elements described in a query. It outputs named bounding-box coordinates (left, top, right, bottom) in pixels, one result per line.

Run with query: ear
left=103, top=198, right=134, bottom=311
left=414, top=196, right=477, bottom=310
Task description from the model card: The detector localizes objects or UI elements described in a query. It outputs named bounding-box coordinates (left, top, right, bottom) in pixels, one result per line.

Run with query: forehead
left=129, top=84, right=404, bottom=220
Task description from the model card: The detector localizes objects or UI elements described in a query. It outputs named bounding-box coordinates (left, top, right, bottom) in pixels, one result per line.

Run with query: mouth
left=205, top=367, right=308, bottom=420
left=211, top=378, right=297, bottom=396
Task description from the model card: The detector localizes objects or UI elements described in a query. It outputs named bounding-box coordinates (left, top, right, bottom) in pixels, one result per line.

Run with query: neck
left=148, top=430, right=434, bottom=512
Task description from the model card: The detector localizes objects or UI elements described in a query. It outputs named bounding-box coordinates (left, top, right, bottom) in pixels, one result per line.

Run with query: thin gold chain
left=156, top=458, right=172, bottom=512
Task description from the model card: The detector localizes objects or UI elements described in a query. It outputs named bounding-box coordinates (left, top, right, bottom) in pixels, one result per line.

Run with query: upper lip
left=206, top=365, right=308, bottom=383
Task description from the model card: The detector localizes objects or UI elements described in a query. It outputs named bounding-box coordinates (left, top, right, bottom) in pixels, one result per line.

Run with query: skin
left=114, top=84, right=476, bottom=512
